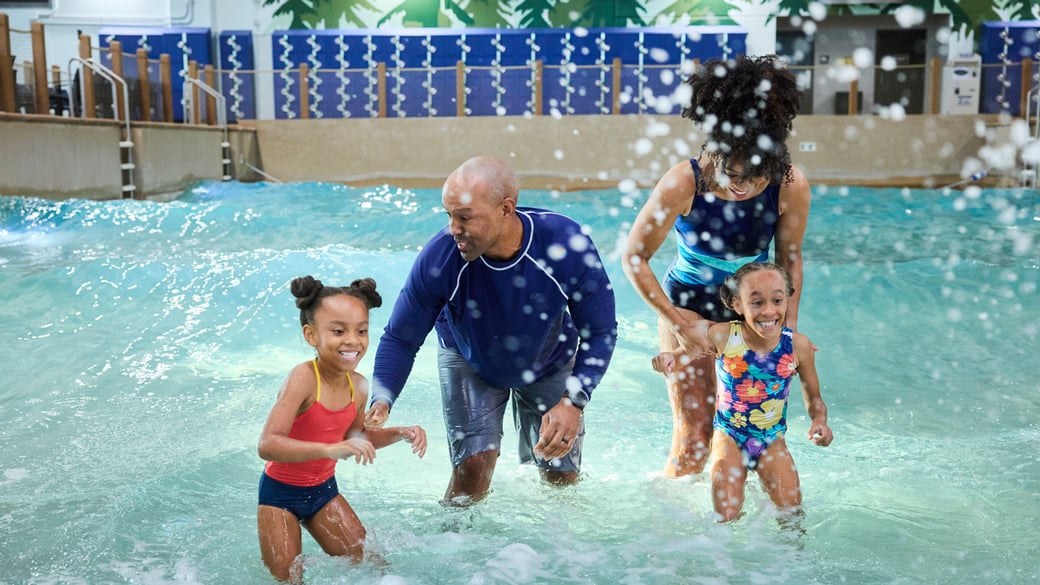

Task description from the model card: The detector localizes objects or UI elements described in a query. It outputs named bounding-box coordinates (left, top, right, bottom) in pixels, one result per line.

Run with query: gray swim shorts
left=437, top=346, right=584, bottom=472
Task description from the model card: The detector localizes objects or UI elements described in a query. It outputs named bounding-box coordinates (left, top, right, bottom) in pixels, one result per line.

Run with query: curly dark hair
left=681, top=54, right=801, bottom=186
left=290, top=275, right=382, bottom=326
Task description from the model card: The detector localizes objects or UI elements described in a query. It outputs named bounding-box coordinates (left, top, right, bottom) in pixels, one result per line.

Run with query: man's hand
left=533, top=398, right=582, bottom=460
left=365, top=401, right=390, bottom=428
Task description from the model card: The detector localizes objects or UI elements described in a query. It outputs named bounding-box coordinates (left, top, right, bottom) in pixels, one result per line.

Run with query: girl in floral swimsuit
left=653, top=262, right=833, bottom=522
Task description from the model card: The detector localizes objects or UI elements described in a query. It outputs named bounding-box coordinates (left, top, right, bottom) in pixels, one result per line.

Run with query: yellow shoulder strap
left=346, top=370, right=355, bottom=404
left=311, top=359, right=321, bottom=403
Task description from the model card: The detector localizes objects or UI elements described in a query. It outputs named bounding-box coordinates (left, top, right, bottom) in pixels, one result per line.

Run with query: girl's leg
left=304, top=494, right=367, bottom=563
left=709, top=429, right=749, bottom=522
left=753, top=436, right=803, bottom=515
left=659, top=312, right=715, bottom=478
left=258, top=505, right=304, bottom=582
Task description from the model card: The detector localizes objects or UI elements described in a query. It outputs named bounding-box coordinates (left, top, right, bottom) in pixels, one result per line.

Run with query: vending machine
left=941, top=54, right=982, bottom=115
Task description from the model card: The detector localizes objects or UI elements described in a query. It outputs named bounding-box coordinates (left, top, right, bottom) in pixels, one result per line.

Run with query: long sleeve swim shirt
left=371, top=207, right=617, bottom=408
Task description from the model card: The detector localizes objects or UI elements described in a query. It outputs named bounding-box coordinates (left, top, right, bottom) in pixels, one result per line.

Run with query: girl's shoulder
left=348, top=370, right=370, bottom=398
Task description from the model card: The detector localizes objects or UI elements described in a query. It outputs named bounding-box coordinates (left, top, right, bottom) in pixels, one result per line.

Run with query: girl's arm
left=793, top=333, right=833, bottom=447
left=258, top=362, right=374, bottom=462
left=353, top=375, right=427, bottom=457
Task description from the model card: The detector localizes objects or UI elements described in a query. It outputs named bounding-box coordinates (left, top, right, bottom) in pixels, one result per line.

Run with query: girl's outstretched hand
left=328, top=437, right=377, bottom=464
left=652, top=352, right=676, bottom=378
left=808, top=422, right=833, bottom=447
left=400, top=425, right=427, bottom=458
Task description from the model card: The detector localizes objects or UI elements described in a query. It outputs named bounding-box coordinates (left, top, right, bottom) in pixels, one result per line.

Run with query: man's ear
left=500, top=196, right=517, bottom=216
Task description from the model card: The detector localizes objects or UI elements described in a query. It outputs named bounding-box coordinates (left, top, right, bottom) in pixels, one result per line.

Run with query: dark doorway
left=776, top=31, right=815, bottom=115
left=874, top=29, right=927, bottom=114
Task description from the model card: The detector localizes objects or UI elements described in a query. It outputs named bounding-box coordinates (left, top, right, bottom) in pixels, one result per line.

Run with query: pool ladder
left=183, top=78, right=232, bottom=182
left=68, top=57, right=137, bottom=198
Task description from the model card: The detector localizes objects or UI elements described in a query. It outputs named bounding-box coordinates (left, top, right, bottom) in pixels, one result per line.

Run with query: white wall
left=4, top=0, right=267, bottom=79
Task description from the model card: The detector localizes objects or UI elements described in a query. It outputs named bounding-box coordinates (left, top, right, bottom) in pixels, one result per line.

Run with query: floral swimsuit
left=713, top=322, right=798, bottom=468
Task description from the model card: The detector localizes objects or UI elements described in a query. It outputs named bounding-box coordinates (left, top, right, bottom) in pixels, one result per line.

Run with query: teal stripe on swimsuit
left=671, top=242, right=769, bottom=286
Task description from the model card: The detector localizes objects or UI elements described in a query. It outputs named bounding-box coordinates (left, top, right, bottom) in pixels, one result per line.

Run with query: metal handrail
left=67, top=57, right=132, bottom=139
left=183, top=77, right=227, bottom=132
left=67, top=56, right=136, bottom=197
left=183, top=77, right=231, bottom=180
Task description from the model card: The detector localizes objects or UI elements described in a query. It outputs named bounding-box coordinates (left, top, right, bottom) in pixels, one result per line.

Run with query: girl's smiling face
left=732, top=268, right=788, bottom=340
left=303, top=294, right=370, bottom=371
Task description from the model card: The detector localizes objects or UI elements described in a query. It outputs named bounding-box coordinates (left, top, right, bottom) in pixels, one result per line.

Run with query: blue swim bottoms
left=663, top=276, right=737, bottom=322
left=258, top=472, right=338, bottom=522
left=437, top=346, right=583, bottom=473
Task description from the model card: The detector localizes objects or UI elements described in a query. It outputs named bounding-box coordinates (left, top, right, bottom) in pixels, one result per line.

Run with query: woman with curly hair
left=622, top=54, right=812, bottom=479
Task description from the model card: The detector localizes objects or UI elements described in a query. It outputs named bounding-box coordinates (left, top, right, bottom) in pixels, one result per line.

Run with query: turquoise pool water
left=1, top=182, right=1037, bottom=584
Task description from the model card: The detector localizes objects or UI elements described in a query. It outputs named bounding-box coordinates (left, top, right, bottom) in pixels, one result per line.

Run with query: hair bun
left=290, top=275, right=323, bottom=309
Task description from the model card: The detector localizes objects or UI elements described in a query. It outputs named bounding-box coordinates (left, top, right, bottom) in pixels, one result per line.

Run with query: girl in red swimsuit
left=257, top=276, right=427, bottom=582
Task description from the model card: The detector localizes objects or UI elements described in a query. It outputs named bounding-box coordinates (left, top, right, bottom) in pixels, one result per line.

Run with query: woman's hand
left=672, top=316, right=716, bottom=358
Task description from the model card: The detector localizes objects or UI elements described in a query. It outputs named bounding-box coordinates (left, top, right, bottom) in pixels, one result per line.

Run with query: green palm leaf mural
left=377, top=0, right=475, bottom=27
left=467, top=0, right=514, bottom=28
left=518, top=0, right=554, bottom=28
left=263, top=0, right=317, bottom=29
left=305, top=0, right=380, bottom=27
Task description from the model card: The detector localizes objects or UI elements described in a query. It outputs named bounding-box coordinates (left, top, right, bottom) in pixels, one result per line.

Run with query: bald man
left=366, top=156, right=617, bottom=505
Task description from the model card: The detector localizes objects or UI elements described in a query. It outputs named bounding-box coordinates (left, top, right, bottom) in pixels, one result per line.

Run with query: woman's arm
left=775, top=165, right=811, bottom=330
left=622, top=160, right=708, bottom=352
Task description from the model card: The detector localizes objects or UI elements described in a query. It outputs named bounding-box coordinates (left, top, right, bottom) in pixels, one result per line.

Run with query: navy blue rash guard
left=371, top=207, right=617, bottom=408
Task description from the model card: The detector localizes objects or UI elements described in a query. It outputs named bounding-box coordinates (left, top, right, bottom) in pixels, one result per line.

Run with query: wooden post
left=31, top=21, right=49, bottom=115
left=188, top=60, right=199, bottom=124
left=611, top=57, right=622, bottom=115
left=0, top=13, right=14, bottom=112
left=1021, top=57, right=1034, bottom=117
left=110, top=40, right=125, bottom=121
left=533, top=60, right=543, bottom=115
left=455, top=60, right=465, bottom=117
left=299, top=62, right=309, bottom=119
left=848, top=78, right=859, bottom=115
left=928, top=57, right=941, bottom=114
left=377, top=61, right=386, bottom=118
left=160, top=53, right=173, bottom=122
left=137, top=48, right=151, bottom=121
left=204, top=64, right=216, bottom=125
left=79, top=33, right=96, bottom=118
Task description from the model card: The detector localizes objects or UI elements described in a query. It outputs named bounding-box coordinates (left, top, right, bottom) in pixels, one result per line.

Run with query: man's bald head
left=444, top=156, right=519, bottom=206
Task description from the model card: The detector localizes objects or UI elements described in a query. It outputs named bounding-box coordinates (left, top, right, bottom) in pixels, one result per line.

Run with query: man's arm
left=369, top=238, right=449, bottom=411
left=564, top=238, right=619, bottom=404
